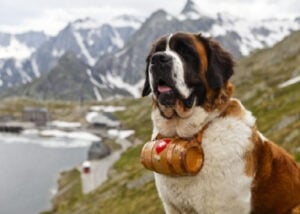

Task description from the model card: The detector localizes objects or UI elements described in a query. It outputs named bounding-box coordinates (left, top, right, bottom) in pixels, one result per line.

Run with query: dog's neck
left=151, top=83, right=234, bottom=139
left=151, top=105, right=220, bottom=139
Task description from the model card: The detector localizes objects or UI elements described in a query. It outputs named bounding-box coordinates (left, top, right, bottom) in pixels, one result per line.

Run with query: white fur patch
left=148, top=63, right=155, bottom=94
left=166, top=34, right=173, bottom=51
left=165, top=50, right=191, bottom=98
left=165, top=34, right=191, bottom=99
left=152, top=99, right=256, bottom=213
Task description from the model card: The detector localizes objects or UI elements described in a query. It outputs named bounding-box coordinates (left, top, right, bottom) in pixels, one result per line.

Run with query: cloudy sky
left=0, top=0, right=299, bottom=35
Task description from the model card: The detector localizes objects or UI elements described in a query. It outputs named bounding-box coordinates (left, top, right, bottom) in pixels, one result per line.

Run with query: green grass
left=41, top=169, right=83, bottom=214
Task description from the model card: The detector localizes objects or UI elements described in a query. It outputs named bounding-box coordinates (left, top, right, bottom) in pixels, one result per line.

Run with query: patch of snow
left=115, top=48, right=128, bottom=58
left=86, top=111, right=120, bottom=127
left=106, top=73, right=140, bottom=98
left=72, top=18, right=101, bottom=30
left=0, top=79, right=3, bottom=86
left=87, top=38, right=94, bottom=46
left=49, top=120, right=82, bottom=129
left=0, top=36, right=35, bottom=59
left=22, top=129, right=39, bottom=135
left=166, top=15, right=174, bottom=21
left=109, top=15, right=143, bottom=29
left=90, top=105, right=126, bottom=112
left=178, top=12, right=201, bottom=20
left=107, top=46, right=113, bottom=53
left=19, top=70, right=32, bottom=84
left=6, top=68, right=13, bottom=76
left=86, top=69, right=106, bottom=89
left=73, top=30, right=96, bottom=65
left=40, top=129, right=101, bottom=141
left=93, top=86, right=103, bottom=101
left=52, top=49, right=65, bottom=58
left=278, top=75, right=300, bottom=88
left=31, top=58, right=40, bottom=77
left=108, top=129, right=135, bottom=139
left=111, top=30, right=124, bottom=48
left=15, top=59, right=23, bottom=69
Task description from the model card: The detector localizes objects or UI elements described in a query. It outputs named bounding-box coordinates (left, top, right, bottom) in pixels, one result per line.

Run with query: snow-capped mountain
left=92, top=0, right=300, bottom=99
left=0, top=31, right=48, bottom=88
left=179, top=0, right=210, bottom=20
left=0, top=15, right=143, bottom=90
left=0, top=31, right=48, bottom=59
left=33, top=16, right=143, bottom=73
left=1, top=0, right=300, bottom=100
left=209, top=13, right=300, bottom=55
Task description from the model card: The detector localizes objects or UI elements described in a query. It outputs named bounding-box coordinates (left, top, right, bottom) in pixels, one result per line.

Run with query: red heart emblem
left=155, top=139, right=171, bottom=154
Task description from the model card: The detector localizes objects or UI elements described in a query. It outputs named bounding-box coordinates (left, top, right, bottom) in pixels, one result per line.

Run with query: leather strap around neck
left=155, top=100, right=232, bottom=144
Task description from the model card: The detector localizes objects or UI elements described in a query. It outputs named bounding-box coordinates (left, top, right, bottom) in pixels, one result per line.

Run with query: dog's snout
left=151, top=52, right=172, bottom=65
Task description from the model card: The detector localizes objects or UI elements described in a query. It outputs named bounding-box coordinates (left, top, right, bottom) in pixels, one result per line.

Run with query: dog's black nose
left=151, top=52, right=172, bottom=64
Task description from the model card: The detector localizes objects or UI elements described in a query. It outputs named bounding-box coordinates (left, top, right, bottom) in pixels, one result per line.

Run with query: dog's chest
left=154, top=116, right=254, bottom=214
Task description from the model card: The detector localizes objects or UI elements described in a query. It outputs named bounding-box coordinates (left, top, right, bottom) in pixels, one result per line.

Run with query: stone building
left=22, top=107, right=50, bottom=126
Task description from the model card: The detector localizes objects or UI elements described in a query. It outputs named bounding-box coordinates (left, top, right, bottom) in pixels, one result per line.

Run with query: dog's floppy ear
left=199, top=35, right=234, bottom=90
left=142, top=54, right=152, bottom=97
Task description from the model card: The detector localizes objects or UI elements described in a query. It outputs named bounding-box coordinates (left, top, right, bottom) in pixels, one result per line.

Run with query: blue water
left=0, top=135, right=89, bottom=214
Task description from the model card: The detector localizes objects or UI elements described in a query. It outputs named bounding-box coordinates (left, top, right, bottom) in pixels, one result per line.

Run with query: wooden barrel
left=140, top=137, right=204, bottom=176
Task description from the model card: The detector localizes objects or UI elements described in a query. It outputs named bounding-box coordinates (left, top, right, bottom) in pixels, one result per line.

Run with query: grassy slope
left=45, top=31, right=300, bottom=213
left=233, top=30, right=300, bottom=155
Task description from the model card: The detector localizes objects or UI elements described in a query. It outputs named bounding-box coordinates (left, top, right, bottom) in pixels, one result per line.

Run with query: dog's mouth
left=157, top=79, right=173, bottom=94
left=156, top=79, right=177, bottom=107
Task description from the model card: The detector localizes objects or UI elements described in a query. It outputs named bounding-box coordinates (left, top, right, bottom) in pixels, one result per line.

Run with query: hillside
left=44, top=31, right=300, bottom=214
left=233, top=30, right=300, bottom=153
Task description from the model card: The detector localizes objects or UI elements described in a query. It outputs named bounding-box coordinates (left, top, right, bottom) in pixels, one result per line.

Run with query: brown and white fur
left=142, top=32, right=300, bottom=214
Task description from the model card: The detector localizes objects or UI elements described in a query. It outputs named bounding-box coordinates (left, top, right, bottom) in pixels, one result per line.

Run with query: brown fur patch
left=244, top=127, right=261, bottom=177
left=191, top=35, right=208, bottom=73
left=220, top=97, right=244, bottom=119
left=203, top=82, right=234, bottom=112
left=292, top=204, right=300, bottom=214
left=250, top=137, right=300, bottom=214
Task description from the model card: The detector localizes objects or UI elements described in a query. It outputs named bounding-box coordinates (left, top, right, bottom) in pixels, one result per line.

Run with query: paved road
left=80, top=138, right=131, bottom=194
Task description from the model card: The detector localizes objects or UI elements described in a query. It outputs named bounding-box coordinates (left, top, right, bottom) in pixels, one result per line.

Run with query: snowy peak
left=70, top=15, right=144, bottom=31
left=0, top=31, right=48, bottom=59
left=180, top=0, right=208, bottom=19
left=216, top=12, right=240, bottom=25
left=110, top=15, right=144, bottom=29
left=71, top=17, right=101, bottom=30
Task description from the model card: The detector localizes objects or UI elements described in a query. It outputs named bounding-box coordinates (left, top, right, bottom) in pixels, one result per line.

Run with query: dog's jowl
left=142, top=32, right=300, bottom=214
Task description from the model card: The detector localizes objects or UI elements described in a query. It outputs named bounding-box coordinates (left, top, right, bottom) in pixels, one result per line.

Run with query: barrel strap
left=155, top=100, right=231, bottom=144
left=155, top=123, right=210, bottom=145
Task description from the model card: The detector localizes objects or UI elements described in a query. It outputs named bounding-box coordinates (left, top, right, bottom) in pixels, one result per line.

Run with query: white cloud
left=0, top=6, right=140, bottom=35
left=0, top=0, right=299, bottom=35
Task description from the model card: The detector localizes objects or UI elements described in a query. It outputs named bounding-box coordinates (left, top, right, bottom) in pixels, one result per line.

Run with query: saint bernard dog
left=141, top=32, right=300, bottom=214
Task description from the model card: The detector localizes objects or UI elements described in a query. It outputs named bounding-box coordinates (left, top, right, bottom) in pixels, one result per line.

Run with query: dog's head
left=142, top=32, right=234, bottom=119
